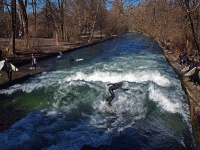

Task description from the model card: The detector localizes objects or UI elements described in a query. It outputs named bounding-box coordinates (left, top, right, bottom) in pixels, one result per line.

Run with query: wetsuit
left=179, top=51, right=188, bottom=67
left=105, top=82, right=123, bottom=106
left=69, top=56, right=75, bottom=62
left=193, top=60, right=200, bottom=86
left=59, top=52, right=63, bottom=58
left=188, top=58, right=197, bottom=82
left=31, top=54, right=34, bottom=67
left=33, top=56, right=37, bottom=69
left=4, top=59, right=12, bottom=81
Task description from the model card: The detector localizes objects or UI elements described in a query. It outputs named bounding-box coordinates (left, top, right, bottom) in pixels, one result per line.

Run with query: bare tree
left=88, top=0, right=101, bottom=43
left=18, top=0, right=29, bottom=47
left=10, top=0, right=16, bottom=54
left=177, top=0, right=200, bottom=52
left=29, top=0, right=37, bottom=34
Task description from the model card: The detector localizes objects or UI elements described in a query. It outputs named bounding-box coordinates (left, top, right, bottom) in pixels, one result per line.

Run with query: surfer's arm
left=120, top=87, right=129, bottom=91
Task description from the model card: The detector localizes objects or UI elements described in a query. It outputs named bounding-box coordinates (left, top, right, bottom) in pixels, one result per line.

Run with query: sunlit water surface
left=0, top=32, right=195, bottom=149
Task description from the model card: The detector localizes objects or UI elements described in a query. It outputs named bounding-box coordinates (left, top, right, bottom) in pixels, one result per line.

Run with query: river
left=0, top=32, right=195, bottom=149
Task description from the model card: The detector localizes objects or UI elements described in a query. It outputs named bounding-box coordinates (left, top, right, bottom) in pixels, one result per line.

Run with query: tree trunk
left=185, top=0, right=200, bottom=52
left=58, top=0, right=64, bottom=41
left=187, top=12, right=199, bottom=52
left=46, top=0, right=62, bottom=40
left=10, top=0, right=16, bottom=55
left=18, top=0, right=29, bottom=48
left=31, top=0, right=37, bottom=35
left=88, top=0, right=100, bottom=43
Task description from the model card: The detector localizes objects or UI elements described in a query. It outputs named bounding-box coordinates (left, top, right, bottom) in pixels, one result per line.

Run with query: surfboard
left=10, top=63, right=18, bottom=71
left=180, top=65, right=190, bottom=73
left=30, top=67, right=40, bottom=69
left=76, top=58, right=83, bottom=61
left=0, top=61, right=18, bottom=71
left=185, top=67, right=196, bottom=77
left=57, top=52, right=63, bottom=59
left=0, top=60, right=5, bottom=70
left=104, top=100, right=115, bottom=113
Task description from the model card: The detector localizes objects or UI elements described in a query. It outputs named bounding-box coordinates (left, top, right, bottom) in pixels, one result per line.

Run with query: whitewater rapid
left=0, top=32, right=195, bottom=149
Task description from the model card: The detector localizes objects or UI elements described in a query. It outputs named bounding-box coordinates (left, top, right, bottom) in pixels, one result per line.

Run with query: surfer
left=31, top=54, right=34, bottom=66
left=69, top=56, right=75, bottom=62
left=57, top=52, right=63, bottom=59
left=4, top=57, right=12, bottom=81
left=188, top=58, right=197, bottom=82
left=32, top=55, right=37, bottom=69
left=192, top=59, right=200, bottom=87
left=105, top=82, right=128, bottom=106
left=57, top=52, right=62, bottom=59
left=166, top=39, right=170, bottom=50
left=179, top=51, right=188, bottom=67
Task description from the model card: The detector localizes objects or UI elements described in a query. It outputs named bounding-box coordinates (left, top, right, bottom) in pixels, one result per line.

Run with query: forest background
left=0, top=0, right=199, bottom=58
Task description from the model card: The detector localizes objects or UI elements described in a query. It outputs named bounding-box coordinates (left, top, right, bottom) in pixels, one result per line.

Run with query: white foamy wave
left=0, top=71, right=66, bottom=94
left=0, top=84, right=21, bottom=94
left=0, top=82, right=44, bottom=94
left=46, top=109, right=58, bottom=116
left=91, top=89, right=146, bottom=133
left=64, top=70, right=170, bottom=87
left=148, top=84, right=181, bottom=113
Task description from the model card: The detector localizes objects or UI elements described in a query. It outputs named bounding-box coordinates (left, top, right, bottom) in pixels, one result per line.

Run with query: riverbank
left=159, top=42, right=200, bottom=150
